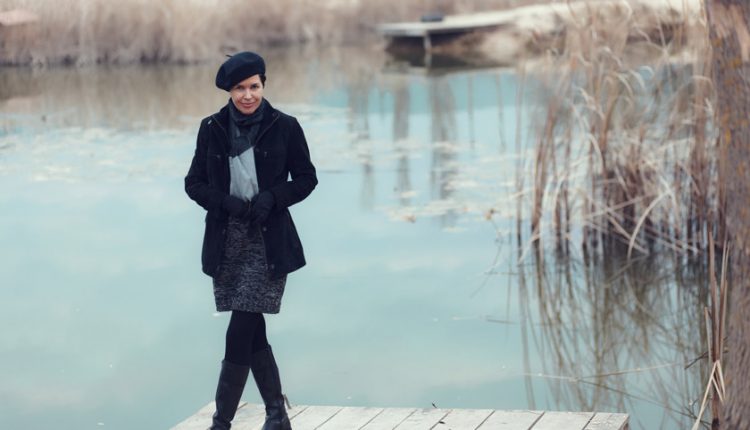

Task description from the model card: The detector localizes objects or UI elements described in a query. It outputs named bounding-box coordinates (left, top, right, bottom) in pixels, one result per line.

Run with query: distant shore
left=0, top=0, right=702, bottom=66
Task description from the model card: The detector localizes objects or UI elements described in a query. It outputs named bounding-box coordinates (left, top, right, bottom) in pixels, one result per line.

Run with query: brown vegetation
left=520, top=2, right=714, bottom=257
left=0, top=0, right=551, bottom=66
left=512, top=3, right=732, bottom=425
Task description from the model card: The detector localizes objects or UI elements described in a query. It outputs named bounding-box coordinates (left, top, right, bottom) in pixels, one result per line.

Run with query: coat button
left=269, top=264, right=275, bottom=270
left=262, top=226, right=267, bottom=232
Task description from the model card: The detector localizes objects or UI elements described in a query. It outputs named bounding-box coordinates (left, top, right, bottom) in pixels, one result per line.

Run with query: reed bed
left=0, top=0, right=552, bottom=66
left=511, top=2, right=729, bottom=426
left=518, top=4, right=718, bottom=258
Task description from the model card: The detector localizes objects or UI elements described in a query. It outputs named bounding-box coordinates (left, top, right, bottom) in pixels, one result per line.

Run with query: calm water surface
left=0, top=48, right=707, bottom=429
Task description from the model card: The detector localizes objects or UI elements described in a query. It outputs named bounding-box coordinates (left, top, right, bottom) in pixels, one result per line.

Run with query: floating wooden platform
left=172, top=402, right=629, bottom=430
left=377, top=11, right=514, bottom=51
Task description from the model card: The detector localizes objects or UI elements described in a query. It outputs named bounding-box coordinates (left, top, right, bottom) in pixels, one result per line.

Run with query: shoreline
left=0, top=0, right=703, bottom=67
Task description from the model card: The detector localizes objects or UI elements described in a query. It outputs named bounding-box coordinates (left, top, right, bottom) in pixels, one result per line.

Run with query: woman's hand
left=249, top=192, right=275, bottom=225
left=222, top=195, right=252, bottom=218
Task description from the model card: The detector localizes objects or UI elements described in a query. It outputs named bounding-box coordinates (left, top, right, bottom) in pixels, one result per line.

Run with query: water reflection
left=391, top=79, right=413, bottom=207
left=428, top=76, right=459, bottom=226
left=346, top=72, right=375, bottom=210
left=512, top=242, right=707, bottom=428
left=0, top=46, right=706, bottom=430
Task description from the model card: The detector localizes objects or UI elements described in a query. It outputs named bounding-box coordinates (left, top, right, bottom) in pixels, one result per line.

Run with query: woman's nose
left=243, top=89, right=253, bottom=99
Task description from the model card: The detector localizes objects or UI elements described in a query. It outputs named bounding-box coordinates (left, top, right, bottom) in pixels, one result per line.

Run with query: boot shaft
left=250, top=347, right=291, bottom=430
left=210, top=360, right=251, bottom=430
left=250, top=347, right=284, bottom=406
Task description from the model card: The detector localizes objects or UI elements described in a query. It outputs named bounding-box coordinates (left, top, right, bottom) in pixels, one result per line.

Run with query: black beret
left=215, top=51, right=266, bottom=91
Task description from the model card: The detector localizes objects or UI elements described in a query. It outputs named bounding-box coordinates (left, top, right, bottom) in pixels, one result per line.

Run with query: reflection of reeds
left=516, top=245, right=707, bottom=429
left=0, top=0, right=551, bottom=65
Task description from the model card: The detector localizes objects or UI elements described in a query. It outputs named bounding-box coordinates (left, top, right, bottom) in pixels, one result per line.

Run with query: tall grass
left=0, top=0, right=552, bottom=66
left=520, top=2, right=717, bottom=258
left=513, top=1, right=728, bottom=426
left=690, top=235, right=727, bottom=429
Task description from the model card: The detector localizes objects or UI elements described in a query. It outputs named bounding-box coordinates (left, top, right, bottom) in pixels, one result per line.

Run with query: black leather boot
left=208, top=360, right=250, bottom=430
left=250, top=347, right=292, bottom=430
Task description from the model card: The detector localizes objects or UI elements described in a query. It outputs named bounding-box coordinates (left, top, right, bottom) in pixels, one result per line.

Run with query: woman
left=185, top=51, right=317, bottom=430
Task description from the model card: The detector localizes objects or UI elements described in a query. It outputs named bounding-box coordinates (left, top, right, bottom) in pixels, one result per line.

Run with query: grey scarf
left=228, top=98, right=266, bottom=157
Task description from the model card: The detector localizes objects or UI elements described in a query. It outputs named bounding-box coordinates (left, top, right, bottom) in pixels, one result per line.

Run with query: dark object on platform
left=420, top=12, right=444, bottom=23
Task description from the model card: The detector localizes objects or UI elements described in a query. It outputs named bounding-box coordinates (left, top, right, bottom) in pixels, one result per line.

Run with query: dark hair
left=260, top=74, right=267, bottom=86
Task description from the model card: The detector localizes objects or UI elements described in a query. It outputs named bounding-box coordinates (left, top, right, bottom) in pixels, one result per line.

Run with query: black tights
left=224, top=311, right=270, bottom=366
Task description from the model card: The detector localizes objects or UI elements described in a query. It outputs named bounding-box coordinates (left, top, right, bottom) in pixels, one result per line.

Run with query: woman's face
left=230, top=74, right=264, bottom=115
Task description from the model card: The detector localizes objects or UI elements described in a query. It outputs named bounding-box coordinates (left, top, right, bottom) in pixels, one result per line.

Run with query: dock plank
left=394, top=408, right=450, bottom=430
left=290, top=405, right=344, bottom=430
left=360, top=408, right=417, bottom=430
left=533, top=412, right=595, bottom=430
left=478, top=410, right=543, bottom=430
left=174, top=404, right=628, bottom=430
left=231, top=403, right=268, bottom=429
left=316, top=406, right=384, bottom=430
left=584, top=413, right=628, bottom=430
left=434, top=408, right=495, bottom=430
left=237, top=403, right=314, bottom=429
left=171, top=401, right=218, bottom=430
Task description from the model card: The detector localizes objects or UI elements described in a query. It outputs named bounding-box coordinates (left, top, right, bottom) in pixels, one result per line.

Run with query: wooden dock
left=376, top=3, right=574, bottom=53
left=172, top=402, right=629, bottom=430
left=377, top=11, right=514, bottom=51
left=376, top=11, right=516, bottom=38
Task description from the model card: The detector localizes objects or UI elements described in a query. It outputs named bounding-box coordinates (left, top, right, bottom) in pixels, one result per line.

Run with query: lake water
left=0, top=47, right=708, bottom=429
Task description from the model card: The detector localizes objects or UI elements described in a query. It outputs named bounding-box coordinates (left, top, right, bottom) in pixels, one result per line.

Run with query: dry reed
left=511, top=1, right=727, bottom=426
left=690, top=235, right=727, bottom=430
left=519, top=1, right=718, bottom=258
left=0, top=0, right=553, bottom=66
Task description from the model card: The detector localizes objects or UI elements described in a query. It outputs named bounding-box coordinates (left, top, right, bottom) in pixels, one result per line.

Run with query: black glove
left=249, top=191, right=275, bottom=225
left=222, top=195, right=251, bottom=218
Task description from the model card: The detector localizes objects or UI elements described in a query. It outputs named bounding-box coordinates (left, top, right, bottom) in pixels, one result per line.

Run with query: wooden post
left=423, top=33, right=432, bottom=52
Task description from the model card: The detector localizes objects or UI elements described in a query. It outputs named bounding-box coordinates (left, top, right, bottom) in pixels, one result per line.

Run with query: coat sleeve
left=184, top=119, right=225, bottom=212
left=269, top=118, right=318, bottom=209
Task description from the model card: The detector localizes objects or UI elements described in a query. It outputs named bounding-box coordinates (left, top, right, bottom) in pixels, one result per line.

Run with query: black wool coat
left=185, top=101, right=317, bottom=279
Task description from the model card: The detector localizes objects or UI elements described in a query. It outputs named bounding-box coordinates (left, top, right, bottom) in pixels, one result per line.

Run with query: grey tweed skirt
left=212, top=217, right=287, bottom=314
